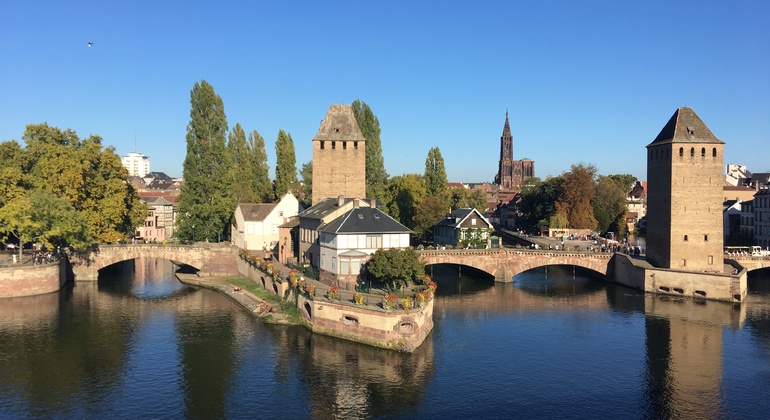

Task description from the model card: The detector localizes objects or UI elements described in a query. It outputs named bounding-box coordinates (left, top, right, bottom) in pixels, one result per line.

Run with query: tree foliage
left=274, top=129, right=297, bottom=199
left=385, top=174, right=425, bottom=230
left=450, top=188, right=487, bottom=213
left=227, top=123, right=260, bottom=204
left=593, top=175, right=629, bottom=236
left=178, top=80, right=231, bottom=242
left=250, top=129, right=272, bottom=203
left=555, top=164, right=597, bottom=229
left=412, top=195, right=447, bottom=242
left=424, top=147, right=448, bottom=200
left=364, top=248, right=425, bottom=290
left=352, top=100, right=389, bottom=200
left=299, top=161, right=313, bottom=208
left=516, top=176, right=562, bottom=230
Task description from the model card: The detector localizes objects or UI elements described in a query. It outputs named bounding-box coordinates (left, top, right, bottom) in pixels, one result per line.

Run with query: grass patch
left=224, top=276, right=301, bottom=323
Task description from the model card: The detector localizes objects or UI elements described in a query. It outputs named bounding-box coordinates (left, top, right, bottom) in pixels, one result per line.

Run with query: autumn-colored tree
left=555, top=164, right=597, bottom=230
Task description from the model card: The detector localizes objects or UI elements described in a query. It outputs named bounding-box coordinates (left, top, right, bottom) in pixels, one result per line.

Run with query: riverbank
left=175, top=273, right=298, bottom=325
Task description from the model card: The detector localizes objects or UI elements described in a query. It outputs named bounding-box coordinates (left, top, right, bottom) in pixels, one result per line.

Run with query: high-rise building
left=494, top=111, right=534, bottom=190
left=122, top=152, right=150, bottom=177
left=645, top=107, right=724, bottom=271
left=311, top=104, right=366, bottom=205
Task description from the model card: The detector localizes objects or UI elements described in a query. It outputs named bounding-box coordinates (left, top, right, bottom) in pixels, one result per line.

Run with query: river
left=1, top=258, right=770, bottom=419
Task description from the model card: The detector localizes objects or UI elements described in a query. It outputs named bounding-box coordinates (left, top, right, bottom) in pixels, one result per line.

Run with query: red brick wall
left=0, top=260, right=65, bottom=298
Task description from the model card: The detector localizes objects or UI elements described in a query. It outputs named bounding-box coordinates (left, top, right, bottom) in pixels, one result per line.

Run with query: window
left=704, top=234, right=708, bottom=241
left=684, top=235, right=688, bottom=241
left=679, top=147, right=683, bottom=157
left=343, top=141, right=347, bottom=150
left=712, top=148, right=717, bottom=157
left=332, top=141, right=336, bottom=150
left=701, top=147, right=706, bottom=157
left=354, top=141, right=358, bottom=150
left=366, top=235, right=382, bottom=248
left=471, top=218, right=477, bottom=225
left=708, top=255, right=714, bottom=265
left=320, top=141, right=325, bottom=150
left=690, top=147, right=694, bottom=157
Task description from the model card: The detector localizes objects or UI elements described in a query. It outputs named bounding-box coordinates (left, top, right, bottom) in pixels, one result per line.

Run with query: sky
left=1, top=1, right=768, bottom=182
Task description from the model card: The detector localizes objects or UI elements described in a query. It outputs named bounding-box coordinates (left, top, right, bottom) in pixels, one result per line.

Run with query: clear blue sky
left=2, top=1, right=768, bottom=182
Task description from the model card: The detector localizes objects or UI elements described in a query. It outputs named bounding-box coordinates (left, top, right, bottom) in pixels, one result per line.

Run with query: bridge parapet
left=69, top=243, right=239, bottom=281
left=416, top=248, right=613, bottom=282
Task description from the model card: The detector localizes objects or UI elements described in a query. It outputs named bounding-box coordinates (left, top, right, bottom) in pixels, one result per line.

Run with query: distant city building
left=494, top=111, right=534, bottom=190
left=311, top=104, right=366, bottom=205
left=122, top=152, right=150, bottom=177
left=755, top=187, right=770, bottom=249
left=646, top=107, right=724, bottom=271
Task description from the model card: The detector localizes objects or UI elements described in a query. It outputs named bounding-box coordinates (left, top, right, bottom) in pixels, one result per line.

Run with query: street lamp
left=192, top=225, right=195, bottom=244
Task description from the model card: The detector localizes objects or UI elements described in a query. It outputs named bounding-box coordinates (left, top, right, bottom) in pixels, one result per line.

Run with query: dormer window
left=686, top=126, right=695, bottom=136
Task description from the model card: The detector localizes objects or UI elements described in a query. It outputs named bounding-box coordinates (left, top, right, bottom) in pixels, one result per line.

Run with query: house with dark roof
left=231, top=192, right=300, bottom=252
left=297, top=197, right=373, bottom=269
left=433, top=208, right=493, bottom=248
left=316, top=203, right=411, bottom=288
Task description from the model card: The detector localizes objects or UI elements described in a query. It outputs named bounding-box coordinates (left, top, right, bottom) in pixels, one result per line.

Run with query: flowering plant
left=414, top=291, right=427, bottom=307
left=400, top=297, right=414, bottom=310
left=382, top=292, right=397, bottom=310
left=354, top=292, right=365, bottom=305
left=328, top=286, right=339, bottom=300
left=307, top=285, right=315, bottom=296
left=426, top=281, right=437, bottom=294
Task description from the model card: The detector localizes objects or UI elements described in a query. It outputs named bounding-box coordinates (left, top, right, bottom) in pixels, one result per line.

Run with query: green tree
left=556, top=164, right=597, bottom=230
left=250, top=129, right=272, bottom=202
left=227, top=123, right=259, bottom=204
left=449, top=188, right=488, bottom=213
left=516, top=176, right=562, bottom=230
left=412, top=195, right=447, bottom=243
left=299, top=161, right=312, bottom=208
left=385, top=174, right=425, bottom=229
left=424, top=147, right=448, bottom=200
left=0, top=189, right=92, bottom=259
left=364, top=248, right=425, bottom=290
left=274, top=129, right=297, bottom=199
left=608, top=174, right=637, bottom=193
left=352, top=100, right=389, bottom=200
left=178, top=80, right=231, bottom=242
left=592, top=175, right=629, bottom=236
left=19, top=123, right=145, bottom=243
left=0, top=140, right=27, bottom=206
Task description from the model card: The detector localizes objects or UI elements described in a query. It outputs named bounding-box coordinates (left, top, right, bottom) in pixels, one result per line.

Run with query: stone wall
left=0, top=259, right=66, bottom=298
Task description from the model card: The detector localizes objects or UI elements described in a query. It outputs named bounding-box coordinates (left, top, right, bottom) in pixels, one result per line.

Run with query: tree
left=608, top=174, right=637, bottom=193
left=364, top=248, right=425, bottom=290
left=178, top=80, right=231, bottom=242
left=0, top=189, right=92, bottom=259
left=352, top=100, right=389, bottom=200
left=555, top=164, right=597, bottom=230
left=227, top=123, right=259, bottom=204
left=274, top=129, right=297, bottom=199
left=593, top=175, right=629, bottom=236
left=299, top=161, right=312, bottom=208
left=18, top=123, right=145, bottom=243
left=449, top=188, right=488, bottom=212
left=250, top=129, right=272, bottom=203
left=424, top=147, right=448, bottom=200
left=412, top=195, right=447, bottom=243
left=385, top=174, right=425, bottom=230
left=516, top=176, right=562, bottom=230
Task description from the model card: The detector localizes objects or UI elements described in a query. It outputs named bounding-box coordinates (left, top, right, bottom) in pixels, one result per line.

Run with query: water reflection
left=1, top=259, right=770, bottom=418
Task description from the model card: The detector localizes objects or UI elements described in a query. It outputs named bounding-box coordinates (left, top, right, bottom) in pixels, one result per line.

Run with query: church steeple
left=495, top=111, right=514, bottom=189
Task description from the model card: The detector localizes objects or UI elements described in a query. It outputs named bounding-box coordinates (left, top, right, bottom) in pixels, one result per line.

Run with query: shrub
left=415, top=291, right=427, bottom=307
left=307, top=285, right=315, bottom=296
left=400, top=297, right=414, bottom=310
left=382, top=292, right=397, bottom=310
left=328, top=286, right=339, bottom=300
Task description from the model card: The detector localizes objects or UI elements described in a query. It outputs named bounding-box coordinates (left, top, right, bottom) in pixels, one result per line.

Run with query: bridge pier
left=494, top=268, right=513, bottom=283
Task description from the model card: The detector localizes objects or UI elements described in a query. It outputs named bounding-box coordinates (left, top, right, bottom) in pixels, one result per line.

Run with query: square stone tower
left=312, top=104, right=367, bottom=205
left=646, top=107, right=724, bottom=271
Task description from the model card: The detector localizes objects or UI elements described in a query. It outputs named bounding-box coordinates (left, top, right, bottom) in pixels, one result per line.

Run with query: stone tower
left=312, top=104, right=366, bottom=205
left=494, top=111, right=514, bottom=189
left=646, top=107, right=724, bottom=271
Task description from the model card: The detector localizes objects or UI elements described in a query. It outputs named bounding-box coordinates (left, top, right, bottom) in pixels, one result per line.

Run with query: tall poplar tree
left=250, top=129, right=272, bottom=203
left=352, top=100, right=388, bottom=200
left=273, top=129, right=297, bottom=199
left=178, top=80, right=230, bottom=242
left=424, top=147, right=448, bottom=201
left=299, top=161, right=312, bottom=208
left=227, top=123, right=259, bottom=204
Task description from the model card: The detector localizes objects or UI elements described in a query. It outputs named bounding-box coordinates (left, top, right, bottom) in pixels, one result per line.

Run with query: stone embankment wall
left=609, top=254, right=747, bottom=302
left=0, top=259, right=67, bottom=298
left=237, top=259, right=433, bottom=352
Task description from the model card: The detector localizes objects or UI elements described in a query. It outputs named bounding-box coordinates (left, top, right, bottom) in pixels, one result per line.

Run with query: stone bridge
left=730, top=256, right=770, bottom=273
left=69, top=244, right=240, bottom=281
left=417, top=248, right=614, bottom=282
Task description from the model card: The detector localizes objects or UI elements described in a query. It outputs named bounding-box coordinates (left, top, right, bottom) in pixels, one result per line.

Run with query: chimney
left=353, top=198, right=359, bottom=208
left=370, top=199, right=376, bottom=209
left=338, top=195, right=344, bottom=207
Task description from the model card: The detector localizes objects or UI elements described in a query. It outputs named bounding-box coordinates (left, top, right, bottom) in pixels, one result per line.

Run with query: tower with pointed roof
left=494, top=111, right=534, bottom=190
left=312, top=104, right=367, bottom=205
left=646, top=107, right=724, bottom=271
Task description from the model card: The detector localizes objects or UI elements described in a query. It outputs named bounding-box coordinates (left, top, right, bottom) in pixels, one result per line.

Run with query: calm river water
left=2, top=258, right=770, bottom=419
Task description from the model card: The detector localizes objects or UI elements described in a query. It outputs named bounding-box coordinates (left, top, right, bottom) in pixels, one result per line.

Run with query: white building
left=755, top=187, right=770, bottom=249
left=122, top=152, right=150, bottom=177
left=231, top=193, right=301, bottom=252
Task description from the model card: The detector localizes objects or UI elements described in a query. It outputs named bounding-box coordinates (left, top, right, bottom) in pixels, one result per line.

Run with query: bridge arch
left=417, top=249, right=612, bottom=283
left=69, top=244, right=239, bottom=281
